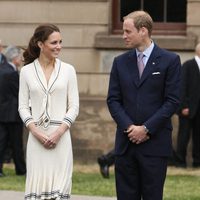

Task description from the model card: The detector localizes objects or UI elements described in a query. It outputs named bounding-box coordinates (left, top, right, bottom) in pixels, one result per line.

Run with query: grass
left=164, top=167, right=200, bottom=200
left=1, top=164, right=200, bottom=199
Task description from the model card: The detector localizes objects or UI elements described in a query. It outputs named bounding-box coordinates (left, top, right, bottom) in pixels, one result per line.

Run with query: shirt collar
left=136, top=41, right=154, bottom=59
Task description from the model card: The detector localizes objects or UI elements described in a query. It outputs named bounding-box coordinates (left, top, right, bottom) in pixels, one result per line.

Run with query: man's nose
left=122, top=32, right=127, bottom=39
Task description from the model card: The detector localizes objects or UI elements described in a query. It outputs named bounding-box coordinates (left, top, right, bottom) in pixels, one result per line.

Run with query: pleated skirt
left=24, top=126, right=73, bottom=200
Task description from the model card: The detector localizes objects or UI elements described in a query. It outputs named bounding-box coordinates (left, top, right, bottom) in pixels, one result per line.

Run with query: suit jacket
left=107, top=44, right=181, bottom=156
left=0, top=53, right=7, bottom=65
left=0, top=62, right=22, bottom=122
left=177, top=58, right=200, bottom=118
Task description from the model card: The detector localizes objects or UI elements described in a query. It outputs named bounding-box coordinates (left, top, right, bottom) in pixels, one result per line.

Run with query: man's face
left=122, top=18, right=142, bottom=48
left=13, top=55, right=22, bottom=68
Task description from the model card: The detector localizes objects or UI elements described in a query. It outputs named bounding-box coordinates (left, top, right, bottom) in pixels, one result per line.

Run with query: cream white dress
left=18, top=58, right=79, bottom=200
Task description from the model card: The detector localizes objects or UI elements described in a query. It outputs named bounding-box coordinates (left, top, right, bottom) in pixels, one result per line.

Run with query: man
left=0, top=40, right=12, bottom=164
left=0, top=46, right=26, bottom=177
left=0, top=40, right=7, bottom=65
left=175, top=43, right=200, bottom=168
left=107, top=11, right=181, bottom=200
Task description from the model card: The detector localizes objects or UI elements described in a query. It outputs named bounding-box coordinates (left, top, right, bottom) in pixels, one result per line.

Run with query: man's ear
left=140, top=27, right=147, bottom=36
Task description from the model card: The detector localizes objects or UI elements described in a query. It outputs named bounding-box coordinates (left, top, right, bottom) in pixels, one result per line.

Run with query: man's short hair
left=4, top=45, right=21, bottom=62
left=123, top=10, right=153, bottom=36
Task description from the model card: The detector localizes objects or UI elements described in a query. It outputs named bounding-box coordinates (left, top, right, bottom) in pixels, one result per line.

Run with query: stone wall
left=0, top=0, right=109, bottom=73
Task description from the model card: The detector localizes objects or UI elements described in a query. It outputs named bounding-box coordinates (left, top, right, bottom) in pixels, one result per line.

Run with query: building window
left=112, top=0, right=187, bottom=35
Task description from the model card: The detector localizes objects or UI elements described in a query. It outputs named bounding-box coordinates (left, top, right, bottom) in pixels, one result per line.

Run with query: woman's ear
left=37, top=41, right=43, bottom=49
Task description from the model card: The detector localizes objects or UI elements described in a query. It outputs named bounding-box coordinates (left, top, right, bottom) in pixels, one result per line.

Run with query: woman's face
left=40, top=31, right=62, bottom=59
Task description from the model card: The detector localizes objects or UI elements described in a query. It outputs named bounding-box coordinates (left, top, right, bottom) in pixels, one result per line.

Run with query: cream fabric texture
left=18, top=58, right=79, bottom=200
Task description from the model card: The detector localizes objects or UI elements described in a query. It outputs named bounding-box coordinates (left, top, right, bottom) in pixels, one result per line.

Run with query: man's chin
left=125, top=43, right=133, bottom=48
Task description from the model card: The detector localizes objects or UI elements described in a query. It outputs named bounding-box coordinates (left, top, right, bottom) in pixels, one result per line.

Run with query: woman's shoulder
left=20, top=62, right=35, bottom=72
left=20, top=62, right=35, bottom=77
left=59, top=59, right=76, bottom=72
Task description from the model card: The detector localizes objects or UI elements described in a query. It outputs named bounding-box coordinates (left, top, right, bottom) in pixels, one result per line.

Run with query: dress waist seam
left=34, top=119, right=62, bottom=127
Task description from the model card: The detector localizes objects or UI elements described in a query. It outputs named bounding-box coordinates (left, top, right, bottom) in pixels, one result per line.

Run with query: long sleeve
left=62, top=67, right=79, bottom=127
left=18, top=68, right=34, bottom=126
left=107, top=57, right=133, bottom=130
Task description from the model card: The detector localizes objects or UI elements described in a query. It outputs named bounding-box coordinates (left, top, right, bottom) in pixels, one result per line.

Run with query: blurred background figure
left=174, top=43, right=200, bottom=168
left=0, top=39, right=7, bottom=65
left=97, top=149, right=115, bottom=178
left=0, top=45, right=26, bottom=177
left=0, top=40, right=12, bottom=164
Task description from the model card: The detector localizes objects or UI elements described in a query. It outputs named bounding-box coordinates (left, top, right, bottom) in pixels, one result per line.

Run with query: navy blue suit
left=0, top=63, right=26, bottom=175
left=176, top=58, right=200, bottom=167
left=107, top=44, right=181, bottom=200
left=0, top=53, right=6, bottom=65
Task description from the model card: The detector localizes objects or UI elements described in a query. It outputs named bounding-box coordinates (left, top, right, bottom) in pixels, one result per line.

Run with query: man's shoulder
left=0, top=62, right=13, bottom=73
left=154, top=44, right=178, bottom=58
left=115, top=49, right=135, bottom=61
left=182, top=58, right=195, bottom=66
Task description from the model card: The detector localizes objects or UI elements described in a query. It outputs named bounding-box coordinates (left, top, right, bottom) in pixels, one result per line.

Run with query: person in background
left=107, top=10, right=181, bottom=200
left=19, top=24, right=79, bottom=200
left=174, top=43, right=200, bottom=168
left=97, top=149, right=115, bottom=178
left=0, top=45, right=26, bottom=177
left=0, top=39, right=7, bottom=65
left=0, top=39, right=13, bottom=164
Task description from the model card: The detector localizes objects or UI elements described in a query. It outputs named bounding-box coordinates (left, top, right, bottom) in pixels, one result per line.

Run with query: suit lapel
left=139, top=45, right=161, bottom=86
left=193, top=59, right=200, bottom=75
left=124, top=45, right=162, bottom=88
left=126, top=50, right=140, bottom=87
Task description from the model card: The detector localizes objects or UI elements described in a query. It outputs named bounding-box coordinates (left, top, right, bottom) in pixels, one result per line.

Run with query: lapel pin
left=152, top=62, right=155, bottom=65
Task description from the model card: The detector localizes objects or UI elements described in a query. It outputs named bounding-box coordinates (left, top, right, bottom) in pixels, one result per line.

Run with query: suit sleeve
left=144, top=55, right=181, bottom=134
left=107, top=58, right=133, bottom=130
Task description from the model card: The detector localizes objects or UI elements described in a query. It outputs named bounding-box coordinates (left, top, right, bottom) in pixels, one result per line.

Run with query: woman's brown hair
left=23, top=24, right=60, bottom=65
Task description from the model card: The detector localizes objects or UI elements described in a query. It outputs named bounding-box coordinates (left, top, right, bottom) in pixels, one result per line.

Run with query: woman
left=19, top=24, right=79, bottom=200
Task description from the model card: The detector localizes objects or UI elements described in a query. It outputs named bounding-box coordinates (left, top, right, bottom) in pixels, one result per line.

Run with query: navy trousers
left=115, top=144, right=168, bottom=200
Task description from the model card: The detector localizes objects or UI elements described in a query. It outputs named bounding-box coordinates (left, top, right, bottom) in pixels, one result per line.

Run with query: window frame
left=112, top=0, right=186, bottom=35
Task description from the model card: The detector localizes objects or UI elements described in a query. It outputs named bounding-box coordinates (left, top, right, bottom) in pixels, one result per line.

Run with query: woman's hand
left=43, top=130, right=61, bottom=149
left=44, top=123, right=69, bottom=149
left=28, top=122, right=49, bottom=146
left=34, top=131, right=49, bottom=146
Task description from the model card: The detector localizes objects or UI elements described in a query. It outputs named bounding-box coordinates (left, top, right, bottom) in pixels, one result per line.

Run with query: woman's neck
left=38, top=55, right=55, bottom=69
